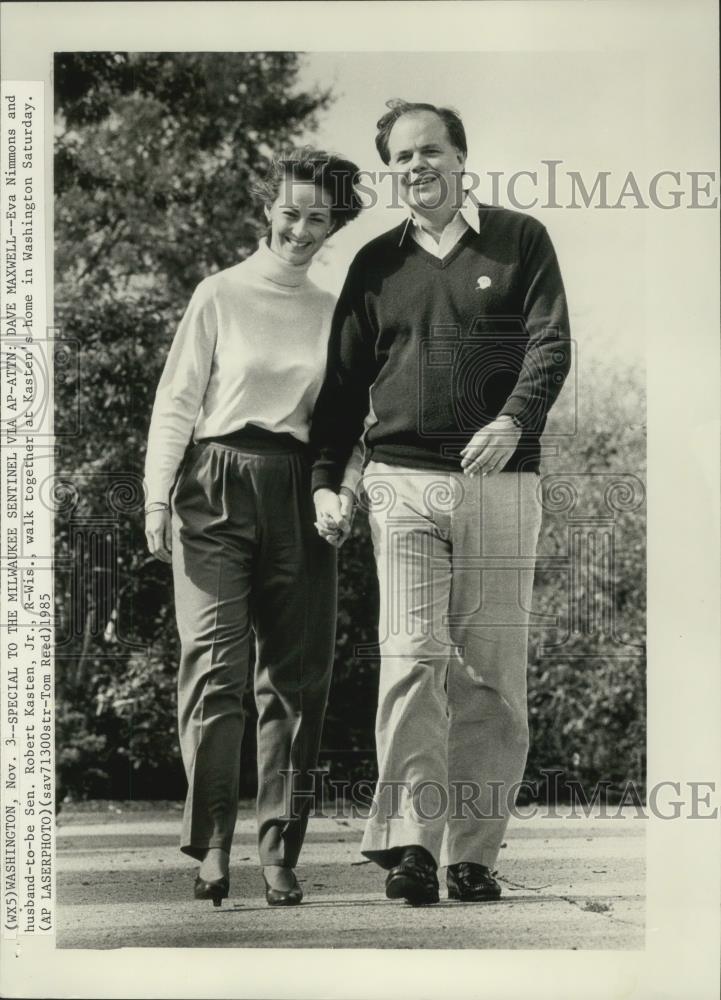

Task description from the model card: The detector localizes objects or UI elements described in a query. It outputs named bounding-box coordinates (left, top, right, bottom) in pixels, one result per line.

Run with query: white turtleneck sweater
left=144, top=239, right=363, bottom=504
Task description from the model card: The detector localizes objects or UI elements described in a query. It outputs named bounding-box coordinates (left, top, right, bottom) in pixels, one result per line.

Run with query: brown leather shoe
left=385, top=846, right=439, bottom=906
left=447, top=862, right=501, bottom=902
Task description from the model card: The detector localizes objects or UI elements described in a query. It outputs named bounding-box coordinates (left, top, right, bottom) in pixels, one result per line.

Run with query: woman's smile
left=284, top=234, right=314, bottom=250
left=266, top=180, right=333, bottom=265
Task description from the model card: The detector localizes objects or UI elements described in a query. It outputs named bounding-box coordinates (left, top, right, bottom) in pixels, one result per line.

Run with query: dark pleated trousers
left=170, top=428, right=336, bottom=866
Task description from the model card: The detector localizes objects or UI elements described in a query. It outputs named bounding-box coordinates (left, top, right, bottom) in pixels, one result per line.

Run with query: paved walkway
left=57, top=804, right=645, bottom=950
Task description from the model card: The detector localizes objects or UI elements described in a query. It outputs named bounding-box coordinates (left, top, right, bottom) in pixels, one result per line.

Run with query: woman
left=144, top=148, right=362, bottom=906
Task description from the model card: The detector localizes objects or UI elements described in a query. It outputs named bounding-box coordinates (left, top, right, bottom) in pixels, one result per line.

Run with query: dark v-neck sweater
left=310, top=204, right=571, bottom=491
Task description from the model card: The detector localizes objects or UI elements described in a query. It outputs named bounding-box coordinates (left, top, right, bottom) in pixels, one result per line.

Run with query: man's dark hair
left=375, top=99, right=467, bottom=165
left=252, top=146, right=363, bottom=232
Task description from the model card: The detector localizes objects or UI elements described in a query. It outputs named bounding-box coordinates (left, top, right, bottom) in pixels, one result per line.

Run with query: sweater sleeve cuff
left=338, top=441, right=365, bottom=496
left=143, top=476, right=173, bottom=509
left=311, top=464, right=342, bottom=495
left=499, top=396, right=544, bottom=433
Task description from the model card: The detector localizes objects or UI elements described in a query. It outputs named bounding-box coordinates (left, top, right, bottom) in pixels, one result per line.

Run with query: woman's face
left=265, top=180, right=333, bottom=266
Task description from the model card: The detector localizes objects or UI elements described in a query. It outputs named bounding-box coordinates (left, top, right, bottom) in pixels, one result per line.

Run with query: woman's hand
left=313, top=488, right=353, bottom=548
left=145, top=507, right=173, bottom=563
left=460, top=415, right=522, bottom=477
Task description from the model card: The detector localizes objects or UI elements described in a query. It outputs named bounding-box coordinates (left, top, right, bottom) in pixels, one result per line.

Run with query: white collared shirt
left=409, top=203, right=481, bottom=258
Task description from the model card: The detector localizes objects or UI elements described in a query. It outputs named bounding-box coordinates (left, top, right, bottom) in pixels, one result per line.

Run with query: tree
left=54, top=52, right=330, bottom=798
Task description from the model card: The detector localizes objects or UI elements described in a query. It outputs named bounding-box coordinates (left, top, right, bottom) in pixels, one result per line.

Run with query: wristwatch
left=502, top=414, right=523, bottom=431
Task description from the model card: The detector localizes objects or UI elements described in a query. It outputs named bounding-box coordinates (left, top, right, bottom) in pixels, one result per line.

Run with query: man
left=311, top=99, right=570, bottom=905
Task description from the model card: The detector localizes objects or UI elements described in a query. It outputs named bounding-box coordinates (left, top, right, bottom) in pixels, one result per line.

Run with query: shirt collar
left=398, top=201, right=481, bottom=247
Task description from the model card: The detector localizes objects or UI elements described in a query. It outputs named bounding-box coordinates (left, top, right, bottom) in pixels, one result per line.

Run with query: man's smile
left=409, top=173, right=439, bottom=187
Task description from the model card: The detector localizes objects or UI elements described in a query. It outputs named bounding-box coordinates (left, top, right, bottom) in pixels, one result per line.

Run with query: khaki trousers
left=360, top=462, right=542, bottom=870
left=171, top=430, right=336, bottom=865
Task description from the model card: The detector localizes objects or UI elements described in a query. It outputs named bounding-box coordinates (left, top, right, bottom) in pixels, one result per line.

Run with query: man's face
left=386, top=111, right=466, bottom=214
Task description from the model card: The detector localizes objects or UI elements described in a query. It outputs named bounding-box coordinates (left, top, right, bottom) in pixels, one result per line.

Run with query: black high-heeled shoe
left=262, top=870, right=303, bottom=907
left=194, top=874, right=230, bottom=907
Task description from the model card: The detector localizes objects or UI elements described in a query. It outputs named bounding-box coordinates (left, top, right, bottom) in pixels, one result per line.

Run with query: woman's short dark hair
left=253, top=146, right=363, bottom=232
left=375, top=99, right=467, bottom=165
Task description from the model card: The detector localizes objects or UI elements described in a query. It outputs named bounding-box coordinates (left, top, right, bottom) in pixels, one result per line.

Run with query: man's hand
left=145, top=508, right=172, bottom=563
left=313, top=488, right=353, bottom=548
left=460, top=415, right=522, bottom=477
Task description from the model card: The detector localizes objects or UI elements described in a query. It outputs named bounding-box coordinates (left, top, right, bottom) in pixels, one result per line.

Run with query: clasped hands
left=312, top=416, right=521, bottom=548
left=313, top=488, right=355, bottom=548
left=147, top=490, right=356, bottom=562
left=150, top=416, right=522, bottom=561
